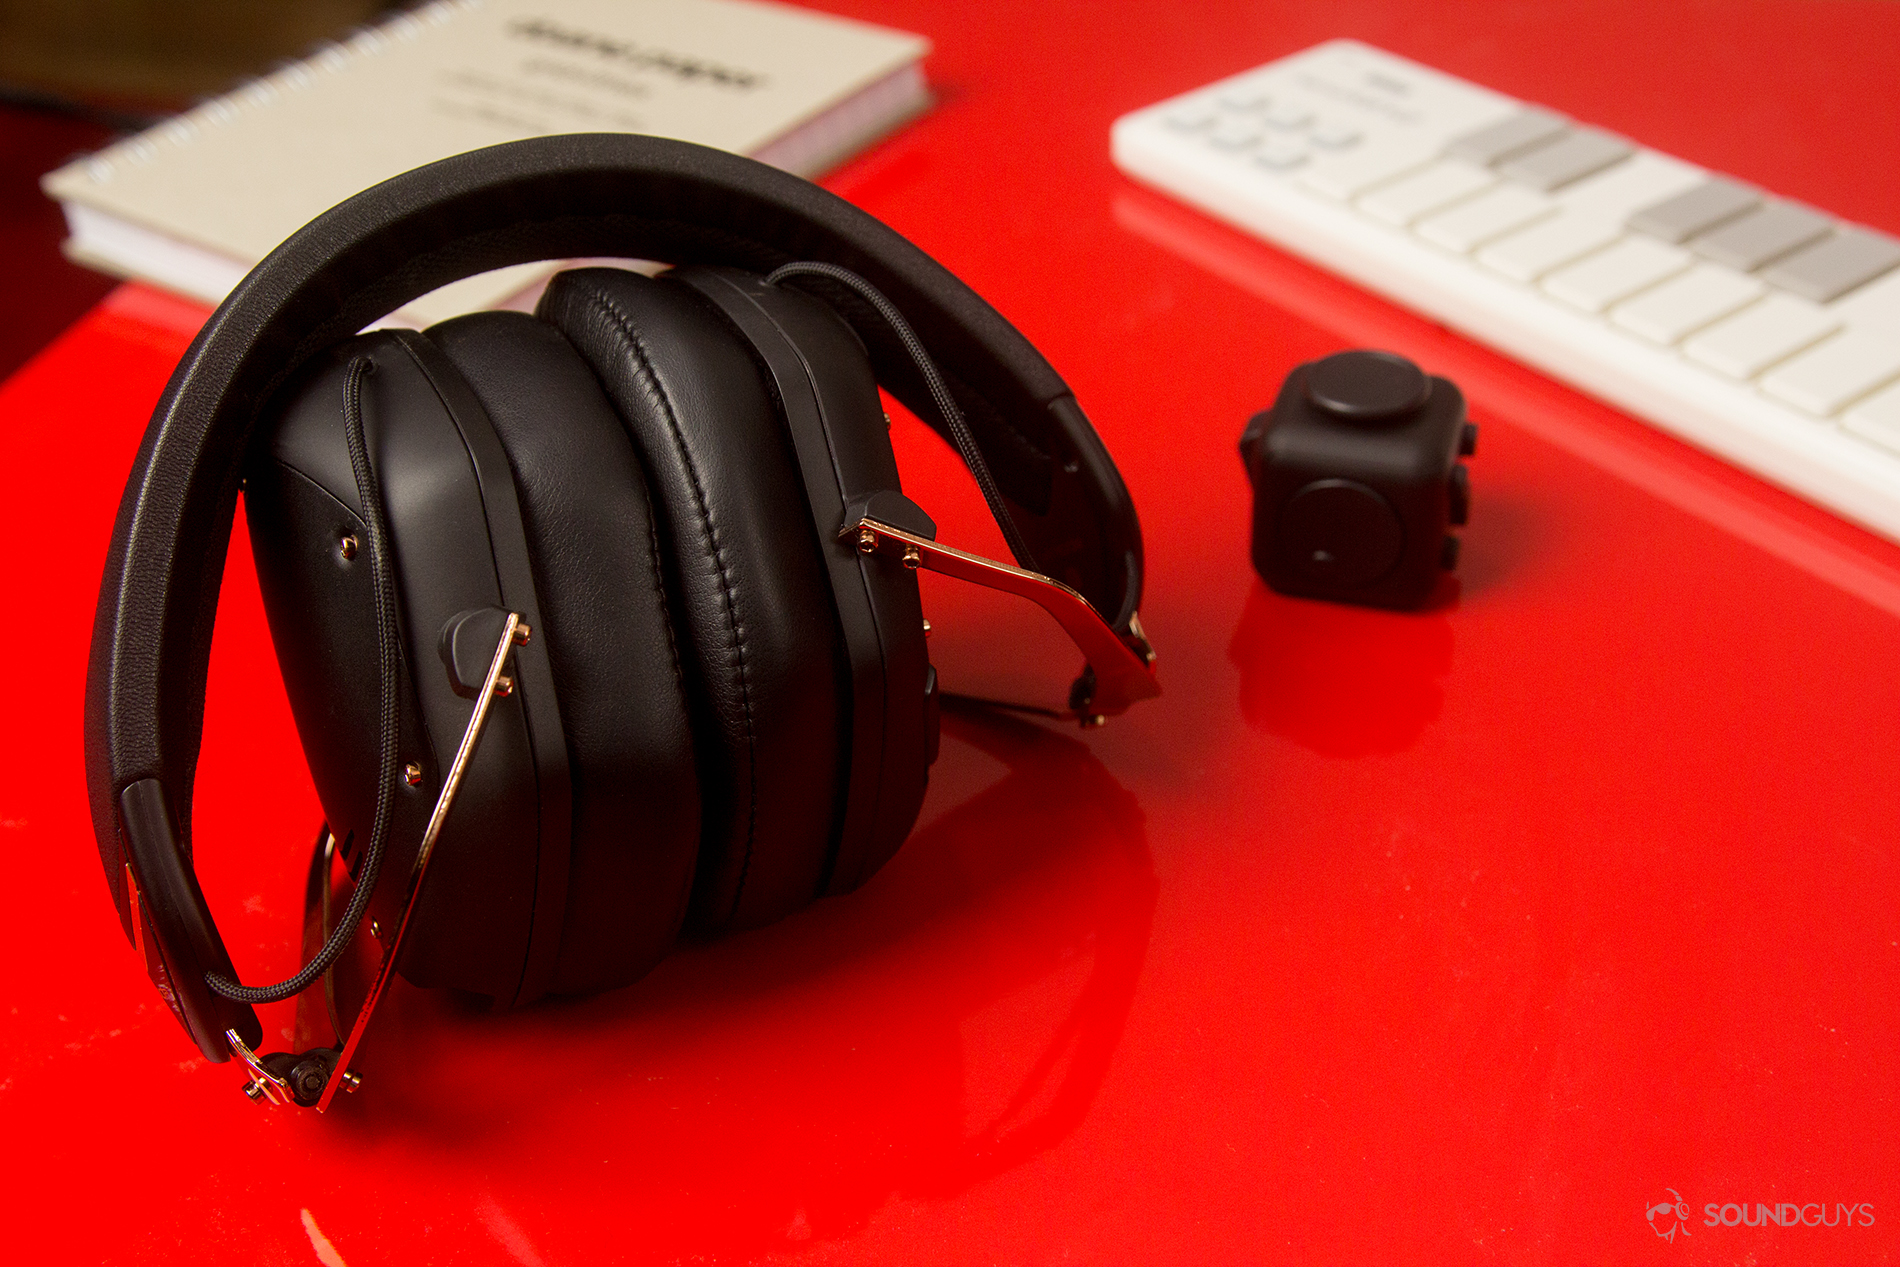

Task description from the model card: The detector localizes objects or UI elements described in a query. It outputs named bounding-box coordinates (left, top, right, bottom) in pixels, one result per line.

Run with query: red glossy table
left=4, top=2, right=1898, bottom=1262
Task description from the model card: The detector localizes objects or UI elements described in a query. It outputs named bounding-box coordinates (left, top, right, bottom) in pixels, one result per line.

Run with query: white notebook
left=42, top=0, right=929, bottom=326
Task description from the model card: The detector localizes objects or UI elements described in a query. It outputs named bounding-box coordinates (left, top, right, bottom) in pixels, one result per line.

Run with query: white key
left=1475, top=213, right=1623, bottom=282
left=1681, top=294, right=1839, bottom=379
left=1263, top=100, right=1313, bottom=130
left=1218, top=83, right=1272, bottom=111
left=1416, top=185, right=1556, bottom=253
left=1609, top=264, right=1764, bottom=344
left=1830, top=267, right=1900, bottom=341
left=1357, top=160, right=1494, bottom=225
left=1310, top=121, right=1361, bottom=149
left=1253, top=137, right=1308, bottom=170
left=1298, top=139, right=1436, bottom=200
left=1759, top=331, right=1900, bottom=416
left=1843, top=380, right=1900, bottom=454
left=1541, top=237, right=1691, bottom=311
left=1208, top=117, right=1261, bottom=150
left=1553, top=151, right=1706, bottom=221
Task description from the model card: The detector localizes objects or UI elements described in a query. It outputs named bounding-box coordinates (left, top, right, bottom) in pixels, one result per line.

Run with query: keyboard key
left=1832, top=268, right=1900, bottom=340
left=1218, top=84, right=1273, bottom=111
left=1759, top=331, right=1900, bottom=416
left=1253, top=137, right=1308, bottom=170
left=1681, top=294, right=1839, bottom=379
left=1357, top=160, right=1495, bottom=225
left=1299, top=140, right=1436, bottom=199
left=1628, top=178, right=1759, bottom=243
left=1208, top=117, right=1262, bottom=150
left=1691, top=202, right=1832, bottom=271
left=1496, top=128, right=1634, bottom=192
left=1476, top=213, right=1622, bottom=281
left=1843, top=380, right=1900, bottom=454
left=1309, top=122, right=1361, bottom=149
left=1555, top=151, right=1705, bottom=221
left=1263, top=101, right=1313, bottom=130
left=1541, top=237, right=1692, bottom=311
left=1760, top=228, right=1900, bottom=303
left=1416, top=185, right=1556, bottom=252
left=1444, top=109, right=1568, bottom=165
left=1609, top=263, right=1765, bottom=343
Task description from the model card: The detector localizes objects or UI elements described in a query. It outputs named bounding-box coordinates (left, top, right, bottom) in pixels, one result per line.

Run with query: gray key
left=1444, top=109, right=1568, bottom=165
left=1760, top=228, right=1900, bottom=302
left=1628, top=179, right=1759, bottom=243
left=1495, top=128, right=1634, bottom=191
left=1691, top=202, right=1833, bottom=271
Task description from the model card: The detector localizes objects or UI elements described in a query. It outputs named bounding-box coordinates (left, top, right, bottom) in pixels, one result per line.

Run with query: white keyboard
left=1111, top=40, right=1900, bottom=543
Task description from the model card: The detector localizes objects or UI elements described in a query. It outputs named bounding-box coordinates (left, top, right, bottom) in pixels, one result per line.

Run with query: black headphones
left=84, top=134, right=1151, bottom=1087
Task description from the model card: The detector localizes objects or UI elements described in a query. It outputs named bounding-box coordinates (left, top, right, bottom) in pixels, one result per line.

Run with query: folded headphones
left=84, top=133, right=1156, bottom=1106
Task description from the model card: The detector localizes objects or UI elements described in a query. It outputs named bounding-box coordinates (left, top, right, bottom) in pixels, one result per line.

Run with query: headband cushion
left=421, top=311, right=703, bottom=994
left=537, top=267, right=851, bottom=932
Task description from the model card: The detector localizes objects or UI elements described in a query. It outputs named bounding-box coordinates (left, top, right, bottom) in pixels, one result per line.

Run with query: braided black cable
left=206, top=357, right=401, bottom=1004
left=765, top=261, right=1040, bottom=572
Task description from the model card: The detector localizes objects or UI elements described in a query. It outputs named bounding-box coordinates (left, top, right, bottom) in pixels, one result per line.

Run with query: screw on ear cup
left=422, top=312, right=703, bottom=996
left=537, top=268, right=852, bottom=933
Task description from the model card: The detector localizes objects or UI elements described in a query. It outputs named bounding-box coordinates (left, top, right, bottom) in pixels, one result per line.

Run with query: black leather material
left=538, top=269, right=849, bottom=931
left=670, top=267, right=934, bottom=897
left=423, top=312, right=703, bottom=993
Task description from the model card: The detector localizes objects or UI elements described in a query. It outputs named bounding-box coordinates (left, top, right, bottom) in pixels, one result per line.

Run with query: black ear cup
left=665, top=266, right=936, bottom=897
left=247, top=331, right=573, bottom=1004
left=537, top=268, right=854, bottom=932
left=248, top=266, right=941, bottom=1004
left=421, top=312, right=702, bottom=995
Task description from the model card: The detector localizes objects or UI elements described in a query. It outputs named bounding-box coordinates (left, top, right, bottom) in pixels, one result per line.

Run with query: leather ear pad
left=421, top=311, right=702, bottom=995
left=537, top=268, right=851, bottom=933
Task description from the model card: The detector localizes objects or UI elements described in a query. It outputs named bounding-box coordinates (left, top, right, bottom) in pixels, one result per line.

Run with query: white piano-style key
left=1680, top=294, right=1839, bottom=379
left=1357, top=160, right=1495, bottom=226
left=1298, top=138, right=1437, bottom=200
left=1541, top=237, right=1692, bottom=312
left=1843, top=380, right=1900, bottom=454
left=1416, top=184, right=1556, bottom=253
left=1552, top=151, right=1706, bottom=223
left=1475, top=213, right=1623, bottom=282
left=1830, top=267, right=1900, bottom=341
left=1609, top=264, right=1765, bottom=345
left=1759, top=331, right=1900, bottom=416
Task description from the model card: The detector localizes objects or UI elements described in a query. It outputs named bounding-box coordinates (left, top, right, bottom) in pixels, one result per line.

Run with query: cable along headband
left=85, top=133, right=1151, bottom=1066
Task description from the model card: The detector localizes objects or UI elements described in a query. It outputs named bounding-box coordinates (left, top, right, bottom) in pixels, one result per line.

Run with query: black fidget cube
left=1239, top=350, right=1475, bottom=610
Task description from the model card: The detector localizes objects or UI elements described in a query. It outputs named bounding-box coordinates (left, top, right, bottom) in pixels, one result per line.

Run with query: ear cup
left=665, top=266, right=935, bottom=896
left=537, top=268, right=851, bottom=932
left=420, top=312, right=703, bottom=995
left=248, top=331, right=570, bottom=1004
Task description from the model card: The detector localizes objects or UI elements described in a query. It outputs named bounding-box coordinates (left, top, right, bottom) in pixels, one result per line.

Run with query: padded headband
left=85, top=134, right=1143, bottom=1022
